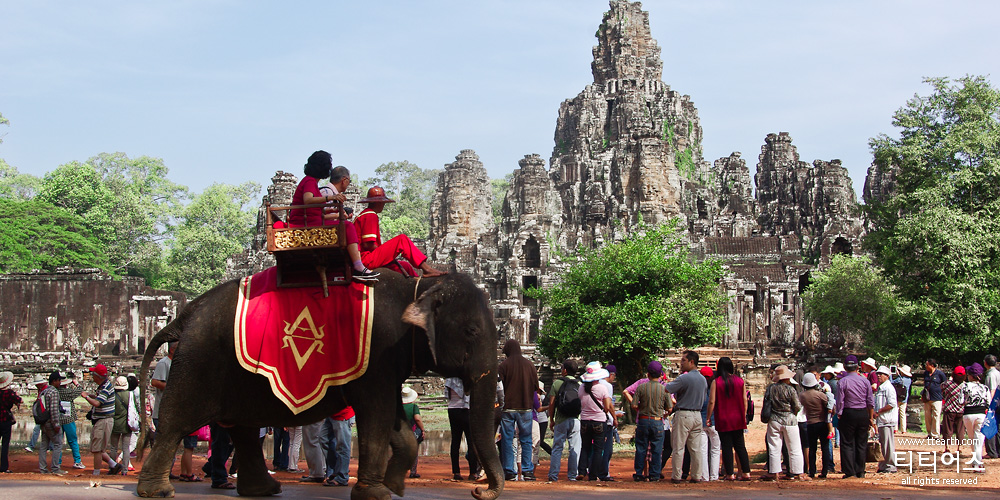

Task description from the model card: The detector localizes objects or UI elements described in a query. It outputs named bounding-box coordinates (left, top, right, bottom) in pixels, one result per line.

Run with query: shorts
left=90, top=417, right=114, bottom=453
left=183, top=435, right=198, bottom=449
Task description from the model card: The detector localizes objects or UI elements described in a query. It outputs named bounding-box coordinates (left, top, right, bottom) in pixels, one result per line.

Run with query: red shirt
left=354, top=208, right=382, bottom=251
left=331, top=406, right=355, bottom=421
left=288, top=176, right=323, bottom=227
left=713, top=376, right=748, bottom=432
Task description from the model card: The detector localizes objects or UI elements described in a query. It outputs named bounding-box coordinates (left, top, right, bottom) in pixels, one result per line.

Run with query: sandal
left=738, top=474, right=752, bottom=481
left=179, top=474, right=204, bottom=482
left=212, top=481, right=236, bottom=489
left=759, top=473, right=778, bottom=481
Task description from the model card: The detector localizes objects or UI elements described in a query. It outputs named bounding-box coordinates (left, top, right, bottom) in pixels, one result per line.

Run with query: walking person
left=444, top=376, right=480, bottom=480
left=799, top=372, right=831, bottom=477
left=892, top=365, right=913, bottom=434
left=707, top=357, right=751, bottom=481
left=600, top=365, right=619, bottom=479
left=36, top=371, right=65, bottom=475
left=286, top=426, right=304, bottom=473
left=402, top=387, right=425, bottom=479
left=982, top=355, right=1000, bottom=458
left=873, top=366, right=898, bottom=473
left=941, top=365, right=966, bottom=453
left=108, top=376, right=134, bottom=475
left=0, top=371, right=22, bottom=473
left=56, top=371, right=86, bottom=470
left=631, top=361, right=668, bottom=482
left=923, top=359, right=946, bottom=439
left=26, top=375, right=46, bottom=453
left=498, top=339, right=538, bottom=481
left=761, top=366, right=808, bottom=481
left=272, top=426, right=290, bottom=471
left=961, top=363, right=990, bottom=471
left=82, top=364, right=122, bottom=476
left=324, top=407, right=354, bottom=487
left=578, top=362, right=615, bottom=482
left=299, top=419, right=328, bottom=483
left=547, top=359, right=581, bottom=482
left=835, top=355, right=875, bottom=479
left=665, top=350, right=707, bottom=483
left=534, top=382, right=551, bottom=469
left=698, top=365, right=721, bottom=481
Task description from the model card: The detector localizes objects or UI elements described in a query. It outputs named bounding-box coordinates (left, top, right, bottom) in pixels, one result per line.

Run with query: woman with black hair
left=706, top=357, right=751, bottom=481
left=288, top=151, right=378, bottom=282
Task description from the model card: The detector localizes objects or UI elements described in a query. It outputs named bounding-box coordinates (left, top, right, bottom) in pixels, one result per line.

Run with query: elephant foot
left=383, top=471, right=406, bottom=497
left=235, top=472, right=282, bottom=497
left=136, top=477, right=175, bottom=498
left=351, top=481, right=392, bottom=500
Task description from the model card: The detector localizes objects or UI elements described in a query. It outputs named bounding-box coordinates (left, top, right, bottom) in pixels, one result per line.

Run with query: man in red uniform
left=354, top=186, right=446, bottom=277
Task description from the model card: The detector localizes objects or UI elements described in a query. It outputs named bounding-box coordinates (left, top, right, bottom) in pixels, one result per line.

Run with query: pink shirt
left=578, top=381, right=609, bottom=422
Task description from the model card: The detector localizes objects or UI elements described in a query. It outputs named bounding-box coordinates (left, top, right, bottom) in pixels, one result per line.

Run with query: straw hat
left=114, top=375, right=129, bottom=390
left=771, top=365, right=795, bottom=383
left=0, top=371, right=13, bottom=390
left=833, top=362, right=846, bottom=373
left=401, top=386, right=418, bottom=404
left=31, top=374, right=46, bottom=386
left=876, top=366, right=892, bottom=377
left=861, top=357, right=878, bottom=370
left=821, top=365, right=837, bottom=375
left=897, top=365, right=912, bottom=377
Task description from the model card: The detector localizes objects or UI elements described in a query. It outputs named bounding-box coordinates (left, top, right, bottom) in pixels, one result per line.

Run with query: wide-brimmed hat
left=772, top=365, right=795, bottom=383
left=31, top=374, right=46, bottom=385
left=876, top=366, right=892, bottom=377
left=897, top=365, right=912, bottom=377
left=833, top=362, right=846, bottom=373
left=581, top=362, right=609, bottom=383
left=802, top=373, right=819, bottom=388
left=359, top=186, right=395, bottom=204
left=821, top=365, right=837, bottom=375
left=401, top=386, right=418, bottom=404
left=113, top=376, right=128, bottom=390
left=861, top=357, right=878, bottom=370
left=0, top=371, right=13, bottom=390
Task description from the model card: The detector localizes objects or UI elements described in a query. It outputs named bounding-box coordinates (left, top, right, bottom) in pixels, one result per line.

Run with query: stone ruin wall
left=0, top=268, right=186, bottom=366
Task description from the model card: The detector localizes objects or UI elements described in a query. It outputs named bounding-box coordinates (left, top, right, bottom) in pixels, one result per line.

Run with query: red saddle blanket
left=234, top=266, right=374, bottom=414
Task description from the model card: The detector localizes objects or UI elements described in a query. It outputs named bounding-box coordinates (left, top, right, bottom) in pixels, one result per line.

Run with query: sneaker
left=351, top=268, right=380, bottom=283
left=52, top=469, right=68, bottom=476
left=109, top=463, right=124, bottom=475
left=73, top=463, right=86, bottom=469
left=24, top=446, right=34, bottom=452
left=453, top=473, right=463, bottom=481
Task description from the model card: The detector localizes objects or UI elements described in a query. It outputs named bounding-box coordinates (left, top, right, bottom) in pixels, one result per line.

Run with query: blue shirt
left=92, top=378, right=115, bottom=419
left=924, top=369, right=946, bottom=402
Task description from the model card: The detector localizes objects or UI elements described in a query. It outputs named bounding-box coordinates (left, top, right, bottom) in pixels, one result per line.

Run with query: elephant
left=134, top=270, right=504, bottom=500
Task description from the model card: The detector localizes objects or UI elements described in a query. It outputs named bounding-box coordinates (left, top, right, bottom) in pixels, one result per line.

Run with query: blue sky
left=1, top=1, right=998, bottom=200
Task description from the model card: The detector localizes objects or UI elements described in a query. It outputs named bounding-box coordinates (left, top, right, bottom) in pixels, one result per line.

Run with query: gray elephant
left=135, top=271, right=504, bottom=500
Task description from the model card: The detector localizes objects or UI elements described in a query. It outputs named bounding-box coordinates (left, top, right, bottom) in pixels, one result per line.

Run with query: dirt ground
left=3, top=423, right=996, bottom=494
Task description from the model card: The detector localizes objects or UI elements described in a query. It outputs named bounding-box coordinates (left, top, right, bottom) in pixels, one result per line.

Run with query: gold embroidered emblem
left=281, top=306, right=326, bottom=370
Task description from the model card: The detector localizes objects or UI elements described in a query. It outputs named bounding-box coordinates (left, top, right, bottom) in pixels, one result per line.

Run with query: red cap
left=700, top=366, right=714, bottom=377
left=953, top=366, right=966, bottom=376
left=89, top=364, right=108, bottom=377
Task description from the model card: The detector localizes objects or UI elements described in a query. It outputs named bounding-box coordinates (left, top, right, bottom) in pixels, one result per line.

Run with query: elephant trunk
left=469, top=372, right=504, bottom=500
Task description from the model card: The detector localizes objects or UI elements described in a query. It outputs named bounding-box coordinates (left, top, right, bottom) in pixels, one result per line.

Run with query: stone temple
left=228, top=0, right=866, bottom=356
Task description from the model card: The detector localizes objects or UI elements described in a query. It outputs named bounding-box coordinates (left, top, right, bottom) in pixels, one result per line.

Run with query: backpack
left=745, top=389, right=755, bottom=424
left=554, top=376, right=581, bottom=418
left=32, top=395, right=50, bottom=425
left=892, top=380, right=908, bottom=402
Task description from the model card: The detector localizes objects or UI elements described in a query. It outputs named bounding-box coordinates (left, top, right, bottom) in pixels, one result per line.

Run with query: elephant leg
left=136, top=429, right=184, bottom=498
left=350, top=397, right=396, bottom=500
left=229, top=426, right=281, bottom=497
left=383, top=417, right=417, bottom=496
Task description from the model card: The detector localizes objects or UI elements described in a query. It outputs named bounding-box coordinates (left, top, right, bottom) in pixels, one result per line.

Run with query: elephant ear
left=401, top=282, right=445, bottom=365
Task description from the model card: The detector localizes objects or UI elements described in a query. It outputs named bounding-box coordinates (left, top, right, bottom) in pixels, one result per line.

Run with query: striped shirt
left=941, top=378, right=963, bottom=413
left=634, top=379, right=669, bottom=418
left=92, top=378, right=115, bottom=419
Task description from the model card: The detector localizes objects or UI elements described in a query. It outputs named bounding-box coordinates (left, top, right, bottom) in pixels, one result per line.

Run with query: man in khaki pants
left=922, top=359, right=946, bottom=439
left=664, top=351, right=707, bottom=483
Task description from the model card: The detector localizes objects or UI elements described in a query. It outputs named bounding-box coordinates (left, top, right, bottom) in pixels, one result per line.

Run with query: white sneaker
left=73, top=463, right=86, bottom=469
left=267, top=470, right=276, bottom=475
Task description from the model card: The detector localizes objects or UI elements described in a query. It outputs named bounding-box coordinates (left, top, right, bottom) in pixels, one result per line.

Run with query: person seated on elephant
left=288, top=151, right=378, bottom=282
left=353, top=186, right=446, bottom=277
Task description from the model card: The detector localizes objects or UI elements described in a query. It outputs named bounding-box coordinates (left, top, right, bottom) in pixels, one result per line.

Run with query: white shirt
left=875, top=380, right=898, bottom=428
left=444, top=377, right=469, bottom=409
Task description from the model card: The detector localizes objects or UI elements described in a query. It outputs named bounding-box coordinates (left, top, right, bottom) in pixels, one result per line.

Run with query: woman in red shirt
left=287, top=151, right=378, bottom=282
left=706, top=357, right=751, bottom=481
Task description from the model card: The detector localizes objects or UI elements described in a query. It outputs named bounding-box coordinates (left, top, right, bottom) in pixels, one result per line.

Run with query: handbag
left=866, top=430, right=884, bottom=463
left=126, top=392, right=140, bottom=432
left=745, top=390, right=755, bottom=424
left=85, top=407, right=95, bottom=423
left=760, top=386, right=773, bottom=424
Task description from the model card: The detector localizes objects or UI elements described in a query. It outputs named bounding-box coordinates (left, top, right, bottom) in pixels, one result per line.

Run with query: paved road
left=0, top=481, right=993, bottom=500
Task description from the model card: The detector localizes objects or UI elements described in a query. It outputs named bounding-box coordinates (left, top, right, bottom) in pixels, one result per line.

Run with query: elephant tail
left=134, top=305, right=189, bottom=462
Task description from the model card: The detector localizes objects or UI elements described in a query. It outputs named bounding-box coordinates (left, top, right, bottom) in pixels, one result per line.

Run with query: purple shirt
left=835, top=372, right=874, bottom=415
left=625, top=377, right=668, bottom=395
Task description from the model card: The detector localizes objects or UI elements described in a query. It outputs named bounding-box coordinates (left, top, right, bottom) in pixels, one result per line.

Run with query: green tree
left=36, top=154, right=187, bottom=277
left=163, top=182, right=260, bottom=296
left=0, top=198, right=108, bottom=272
left=802, top=254, right=898, bottom=350
left=0, top=160, right=42, bottom=200
left=362, top=161, right=440, bottom=240
left=491, top=174, right=512, bottom=224
left=527, top=222, right=727, bottom=384
left=865, top=76, right=1000, bottom=362
left=0, top=111, right=8, bottom=144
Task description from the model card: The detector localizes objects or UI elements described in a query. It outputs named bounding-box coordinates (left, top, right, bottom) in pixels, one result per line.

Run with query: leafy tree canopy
left=163, top=182, right=261, bottom=296
left=528, top=222, right=727, bottom=384
left=0, top=198, right=108, bottom=272
left=362, top=161, right=440, bottom=240
left=802, top=254, right=897, bottom=350
left=0, top=160, right=42, bottom=200
left=865, top=76, right=1000, bottom=362
left=35, top=153, right=187, bottom=277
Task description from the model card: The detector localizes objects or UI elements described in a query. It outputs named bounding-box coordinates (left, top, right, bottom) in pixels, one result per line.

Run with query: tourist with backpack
left=891, top=365, right=912, bottom=434
left=36, top=370, right=65, bottom=475
left=546, top=359, right=581, bottom=482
